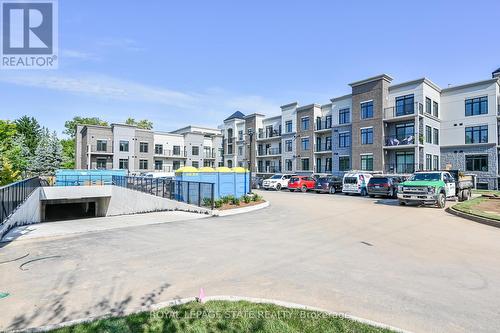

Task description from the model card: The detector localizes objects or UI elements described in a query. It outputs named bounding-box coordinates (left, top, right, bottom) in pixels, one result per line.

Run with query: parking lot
left=1, top=190, right=500, bottom=333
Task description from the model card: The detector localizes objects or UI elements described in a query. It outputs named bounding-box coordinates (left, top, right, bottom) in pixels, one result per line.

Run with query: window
left=238, top=130, right=243, bottom=141
left=154, top=160, right=163, bottom=170
left=426, top=154, right=432, bottom=170
left=139, top=142, right=148, bottom=153
left=465, top=96, right=488, bottom=116
left=425, top=126, right=432, bottom=144
left=139, top=159, right=148, bottom=170
left=155, top=144, right=163, bottom=155
left=339, top=132, right=350, bottom=147
left=285, top=120, right=293, bottom=133
left=360, top=155, right=373, bottom=171
left=192, top=161, right=199, bottom=168
left=465, top=125, right=488, bottom=144
left=285, top=139, right=293, bottom=152
left=339, top=108, right=350, bottom=124
left=96, top=158, right=107, bottom=169
left=426, top=97, right=432, bottom=114
left=466, top=155, right=488, bottom=171
left=301, top=138, right=310, bottom=150
left=119, top=159, right=128, bottom=170
left=238, top=146, right=243, bottom=156
left=395, top=94, right=414, bottom=116
left=433, top=101, right=439, bottom=118
left=395, top=123, right=414, bottom=140
left=325, top=136, right=332, bottom=150
left=119, top=140, right=129, bottom=152
left=326, top=115, right=332, bottom=128
left=361, top=128, right=373, bottom=144
left=326, top=157, right=332, bottom=171
left=173, top=145, right=181, bottom=155
left=285, top=159, right=292, bottom=171
left=192, top=146, right=199, bottom=155
left=96, top=140, right=107, bottom=152
left=396, top=152, right=414, bottom=173
left=301, top=158, right=310, bottom=170
left=361, top=101, right=373, bottom=119
left=433, top=128, right=439, bottom=145
left=433, top=155, right=439, bottom=171
left=339, top=156, right=350, bottom=171
left=301, top=117, right=309, bottom=130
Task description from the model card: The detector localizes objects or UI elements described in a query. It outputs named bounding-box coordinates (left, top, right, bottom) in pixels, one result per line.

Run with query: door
left=444, top=173, right=456, bottom=197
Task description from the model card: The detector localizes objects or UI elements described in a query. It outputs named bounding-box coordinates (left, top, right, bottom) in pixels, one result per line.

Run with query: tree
left=14, top=116, right=41, bottom=155
left=63, top=116, right=108, bottom=139
left=29, top=129, right=62, bottom=175
left=0, top=120, right=23, bottom=185
left=60, top=138, right=75, bottom=169
left=125, top=117, right=153, bottom=130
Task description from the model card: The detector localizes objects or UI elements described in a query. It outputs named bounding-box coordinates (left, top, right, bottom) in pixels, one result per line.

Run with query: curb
left=13, top=295, right=413, bottom=333
left=212, top=201, right=269, bottom=216
left=447, top=206, right=500, bottom=229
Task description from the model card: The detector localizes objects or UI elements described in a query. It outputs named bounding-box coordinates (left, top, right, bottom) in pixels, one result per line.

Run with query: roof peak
left=224, top=111, right=245, bottom=121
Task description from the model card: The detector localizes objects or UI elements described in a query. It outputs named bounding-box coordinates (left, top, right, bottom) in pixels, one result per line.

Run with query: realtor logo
left=1, top=0, right=58, bottom=69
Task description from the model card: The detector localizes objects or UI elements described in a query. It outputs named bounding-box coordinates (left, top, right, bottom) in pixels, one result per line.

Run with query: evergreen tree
left=29, top=129, right=61, bottom=175
left=14, top=116, right=41, bottom=155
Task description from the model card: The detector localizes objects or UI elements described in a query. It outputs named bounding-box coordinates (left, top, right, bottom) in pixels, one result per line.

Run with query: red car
left=288, top=176, right=316, bottom=192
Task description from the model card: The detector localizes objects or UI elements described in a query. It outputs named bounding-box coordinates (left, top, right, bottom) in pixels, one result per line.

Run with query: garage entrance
left=40, top=197, right=110, bottom=222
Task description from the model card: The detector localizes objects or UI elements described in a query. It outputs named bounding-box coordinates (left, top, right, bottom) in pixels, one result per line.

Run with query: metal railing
left=112, top=176, right=215, bottom=209
left=89, top=145, right=113, bottom=154
left=258, top=130, right=281, bottom=139
left=384, top=134, right=416, bottom=146
left=257, top=148, right=281, bottom=156
left=257, top=166, right=281, bottom=173
left=384, top=163, right=423, bottom=174
left=204, top=152, right=216, bottom=159
left=315, top=166, right=333, bottom=173
left=384, top=102, right=423, bottom=120
left=316, top=120, right=332, bottom=131
left=1, top=177, right=41, bottom=226
left=314, top=144, right=332, bottom=152
left=154, top=149, right=187, bottom=157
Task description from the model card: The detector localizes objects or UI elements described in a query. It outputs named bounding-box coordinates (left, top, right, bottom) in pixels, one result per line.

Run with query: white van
left=342, top=172, right=373, bottom=196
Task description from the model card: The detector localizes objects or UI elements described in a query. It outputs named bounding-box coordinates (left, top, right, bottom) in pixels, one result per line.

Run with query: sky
left=1, top=0, right=500, bottom=137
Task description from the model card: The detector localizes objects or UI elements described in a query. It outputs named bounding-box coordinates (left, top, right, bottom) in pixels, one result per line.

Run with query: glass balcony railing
left=257, top=148, right=282, bottom=156
left=316, top=120, right=332, bottom=131
left=384, top=102, right=423, bottom=120
left=384, top=134, right=416, bottom=146
left=258, top=130, right=281, bottom=139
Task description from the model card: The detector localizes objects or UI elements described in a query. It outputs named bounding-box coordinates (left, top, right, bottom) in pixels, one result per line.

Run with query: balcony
left=384, top=134, right=417, bottom=147
left=384, top=102, right=423, bottom=120
left=315, top=120, right=332, bottom=132
left=89, top=145, right=113, bottom=154
left=258, top=166, right=281, bottom=173
left=204, top=152, right=216, bottom=159
left=314, top=144, right=332, bottom=153
left=315, top=166, right=333, bottom=173
left=257, top=130, right=281, bottom=140
left=384, top=163, right=423, bottom=174
left=257, top=147, right=282, bottom=157
left=154, top=149, right=187, bottom=158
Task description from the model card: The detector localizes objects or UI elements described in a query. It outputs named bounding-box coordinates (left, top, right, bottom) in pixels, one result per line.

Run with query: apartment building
left=75, top=123, right=223, bottom=174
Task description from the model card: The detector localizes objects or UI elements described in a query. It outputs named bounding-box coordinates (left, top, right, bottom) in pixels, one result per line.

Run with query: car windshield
left=370, top=177, right=388, bottom=184
left=290, top=177, right=299, bottom=182
left=409, top=173, right=441, bottom=181
left=270, top=175, right=282, bottom=179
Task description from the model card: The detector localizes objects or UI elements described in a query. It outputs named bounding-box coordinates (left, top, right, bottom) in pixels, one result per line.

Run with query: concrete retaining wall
left=0, top=188, right=42, bottom=239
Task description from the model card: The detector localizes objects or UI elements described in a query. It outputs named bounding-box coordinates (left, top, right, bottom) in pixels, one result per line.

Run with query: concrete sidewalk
left=1, top=211, right=209, bottom=243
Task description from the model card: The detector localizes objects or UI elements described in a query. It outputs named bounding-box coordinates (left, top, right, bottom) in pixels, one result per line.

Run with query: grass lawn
left=472, top=189, right=500, bottom=196
left=48, top=300, right=396, bottom=333
left=453, top=196, right=500, bottom=221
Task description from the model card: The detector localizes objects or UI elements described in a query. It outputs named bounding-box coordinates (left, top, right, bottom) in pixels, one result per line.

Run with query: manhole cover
left=0, top=292, right=9, bottom=299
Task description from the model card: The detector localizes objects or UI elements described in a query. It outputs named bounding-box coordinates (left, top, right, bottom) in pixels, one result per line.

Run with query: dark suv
left=314, top=176, right=343, bottom=194
left=367, top=176, right=401, bottom=198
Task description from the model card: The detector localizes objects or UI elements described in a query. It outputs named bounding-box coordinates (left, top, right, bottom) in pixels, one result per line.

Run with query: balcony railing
left=384, top=102, right=423, bottom=120
left=155, top=149, right=187, bottom=157
left=314, top=144, right=332, bottom=152
left=316, top=120, right=332, bottom=131
left=257, top=148, right=282, bottom=156
left=384, top=163, right=423, bottom=174
left=315, top=166, right=333, bottom=173
left=258, top=130, right=281, bottom=139
left=384, top=134, right=416, bottom=147
left=204, top=152, right=216, bottom=159
left=90, top=145, right=113, bottom=154
left=258, top=166, right=281, bottom=173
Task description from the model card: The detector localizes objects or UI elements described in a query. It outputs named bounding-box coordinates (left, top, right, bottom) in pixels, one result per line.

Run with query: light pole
left=247, top=128, right=254, bottom=194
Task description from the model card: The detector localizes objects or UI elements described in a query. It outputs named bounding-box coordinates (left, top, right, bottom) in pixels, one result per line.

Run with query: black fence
left=112, top=176, right=215, bottom=209
left=1, top=177, right=41, bottom=225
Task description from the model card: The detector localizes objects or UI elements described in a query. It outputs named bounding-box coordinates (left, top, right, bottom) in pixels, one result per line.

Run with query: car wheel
left=369, top=194, right=375, bottom=198
left=329, top=186, right=336, bottom=194
left=289, top=189, right=294, bottom=192
left=276, top=184, right=281, bottom=191
left=399, top=200, right=406, bottom=206
left=437, top=193, right=446, bottom=209
left=344, top=192, right=349, bottom=195
left=301, top=185, right=307, bottom=193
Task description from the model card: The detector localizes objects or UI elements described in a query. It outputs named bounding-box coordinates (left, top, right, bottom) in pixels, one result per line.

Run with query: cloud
left=60, top=49, right=100, bottom=61
left=96, top=38, right=145, bottom=52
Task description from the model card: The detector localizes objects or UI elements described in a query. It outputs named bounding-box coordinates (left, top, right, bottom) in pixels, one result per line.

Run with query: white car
left=262, top=174, right=296, bottom=191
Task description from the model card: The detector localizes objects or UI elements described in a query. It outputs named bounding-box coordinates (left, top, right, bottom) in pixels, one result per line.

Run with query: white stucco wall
left=0, top=188, right=42, bottom=238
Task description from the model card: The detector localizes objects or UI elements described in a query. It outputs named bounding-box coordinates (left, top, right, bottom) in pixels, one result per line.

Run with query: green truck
left=397, top=170, right=474, bottom=208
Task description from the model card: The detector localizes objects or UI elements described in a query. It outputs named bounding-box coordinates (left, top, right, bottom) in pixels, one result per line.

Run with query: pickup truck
left=397, top=170, right=474, bottom=208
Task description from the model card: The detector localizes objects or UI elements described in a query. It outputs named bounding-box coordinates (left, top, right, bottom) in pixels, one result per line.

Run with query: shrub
left=252, top=193, right=262, bottom=202
left=221, top=195, right=234, bottom=204
left=243, top=195, right=252, bottom=204
left=231, top=197, right=240, bottom=206
left=202, top=197, right=213, bottom=207
left=214, top=199, right=223, bottom=208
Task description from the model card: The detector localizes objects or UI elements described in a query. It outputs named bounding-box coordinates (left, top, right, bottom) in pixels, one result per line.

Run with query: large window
left=425, top=126, right=432, bottom=144
left=192, top=161, right=199, bottom=168
left=285, top=159, right=292, bottom=171
left=360, top=155, right=373, bottom=171
left=395, top=94, right=414, bottom=116
left=395, top=123, right=414, bottom=140
left=465, top=96, right=488, bottom=116
left=425, top=154, right=432, bottom=170
left=301, top=138, right=310, bottom=150
left=155, top=144, right=163, bottom=155
left=425, top=97, right=432, bottom=114
left=96, top=140, right=107, bottom=152
left=433, top=128, right=439, bottom=145
left=154, top=160, right=163, bottom=170
left=119, top=159, right=128, bottom=170
left=433, top=155, right=439, bottom=171
left=301, top=158, right=310, bottom=171
left=139, top=159, right=148, bottom=170
left=192, top=146, right=199, bottom=155
left=96, top=158, right=107, bottom=169
left=339, top=108, right=350, bottom=124
left=396, top=152, right=414, bottom=173
left=238, top=130, right=243, bottom=141
left=339, top=132, right=350, bottom=147
left=339, top=156, right=350, bottom=171
left=301, top=117, right=309, bottom=130
left=466, top=155, right=488, bottom=171
left=173, top=145, right=181, bottom=155
left=139, top=142, right=148, bottom=153
left=361, top=128, right=373, bottom=144
left=119, top=140, right=129, bottom=152
left=433, top=101, right=439, bottom=118
left=173, top=161, right=181, bottom=170
left=465, top=125, right=488, bottom=144
left=361, top=101, right=373, bottom=119
left=285, top=139, right=293, bottom=152
left=285, top=120, right=293, bottom=133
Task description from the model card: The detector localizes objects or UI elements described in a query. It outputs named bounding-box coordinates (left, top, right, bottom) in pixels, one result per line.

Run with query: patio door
left=396, top=152, right=414, bottom=173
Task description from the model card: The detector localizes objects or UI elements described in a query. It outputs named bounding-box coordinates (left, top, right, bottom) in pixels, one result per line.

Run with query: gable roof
left=224, top=111, right=245, bottom=121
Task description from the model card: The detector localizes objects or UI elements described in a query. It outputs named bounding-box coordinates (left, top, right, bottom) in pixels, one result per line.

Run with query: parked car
left=367, top=176, right=401, bottom=198
left=314, top=176, right=343, bottom=194
left=262, top=174, right=296, bottom=190
left=397, top=170, right=474, bottom=208
left=288, top=176, right=316, bottom=192
left=342, top=172, right=373, bottom=196
left=252, top=176, right=263, bottom=189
